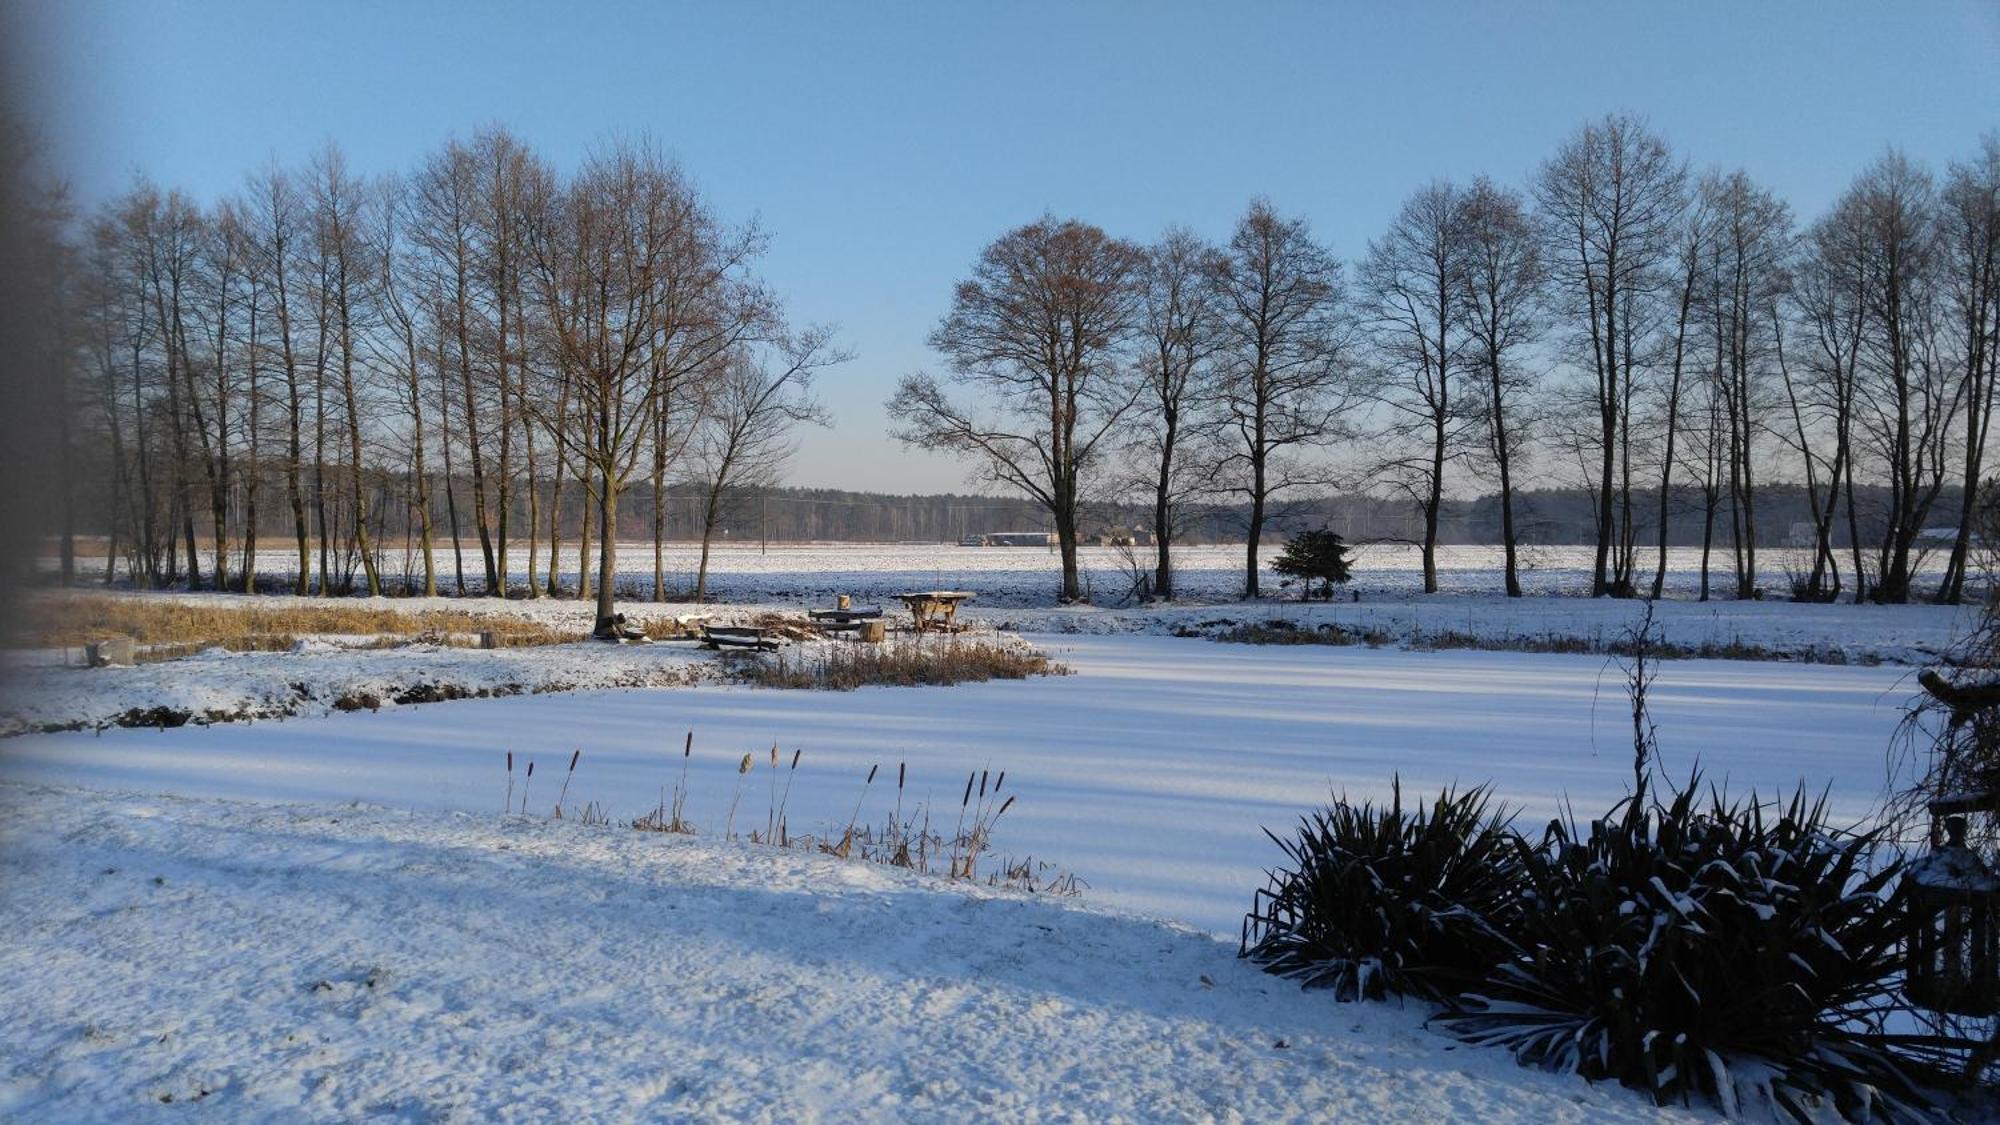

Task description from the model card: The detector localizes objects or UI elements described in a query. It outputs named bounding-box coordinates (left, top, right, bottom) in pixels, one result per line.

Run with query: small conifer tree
left=1271, top=528, right=1352, bottom=600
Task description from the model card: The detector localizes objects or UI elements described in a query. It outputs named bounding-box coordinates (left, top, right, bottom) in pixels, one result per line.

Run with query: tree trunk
left=1244, top=443, right=1266, bottom=599
left=696, top=480, right=723, bottom=603
left=241, top=293, right=260, bottom=593
left=576, top=456, right=593, bottom=602
left=1152, top=413, right=1175, bottom=601
left=593, top=464, right=618, bottom=633
left=436, top=333, right=465, bottom=595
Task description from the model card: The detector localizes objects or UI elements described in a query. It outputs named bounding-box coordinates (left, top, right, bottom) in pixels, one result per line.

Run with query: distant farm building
left=1090, top=528, right=1155, bottom=547
left=959, top=531, right=1057, bottom=547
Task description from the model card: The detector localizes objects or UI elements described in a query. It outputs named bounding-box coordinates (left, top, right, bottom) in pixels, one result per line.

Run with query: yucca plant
left=1435, top=775, right=1937, bottom=1121
left=1241, top=780, right=1522, bottom=1002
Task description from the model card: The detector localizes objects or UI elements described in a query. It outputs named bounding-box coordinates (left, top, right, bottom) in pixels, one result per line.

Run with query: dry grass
left=620, top=743, right=1081, bottom=895
left=22, top=593, right=577, bottom=654
left=735, top=636, right=1066, bottom=690
left=1207, top=619, right=1392, bottom=647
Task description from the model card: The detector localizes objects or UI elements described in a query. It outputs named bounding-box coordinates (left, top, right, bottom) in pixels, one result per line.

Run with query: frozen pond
left=0, top=632, right=1923, bottom=934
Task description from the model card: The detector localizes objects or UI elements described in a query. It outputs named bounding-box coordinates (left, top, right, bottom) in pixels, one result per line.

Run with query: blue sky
left=21, top=1, right=2000, bottom=492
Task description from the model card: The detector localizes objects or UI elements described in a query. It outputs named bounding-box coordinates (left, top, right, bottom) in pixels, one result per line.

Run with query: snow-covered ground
left=0, top=634, right=1922, bottom=934
left=0, top=784, right=1692, bottom=1122
left=4, top=543, right=1959, bottom=1119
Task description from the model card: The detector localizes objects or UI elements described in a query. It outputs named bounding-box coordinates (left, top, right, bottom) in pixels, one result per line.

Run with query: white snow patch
left=0, top=784, right=1699, bottom=1122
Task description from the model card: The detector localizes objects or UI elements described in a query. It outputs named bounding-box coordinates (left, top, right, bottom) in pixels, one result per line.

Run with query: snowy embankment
left=982, top=593, right=1975, bottom=665
left=0, top=784, right=1693, bottom=1122
left=0, top=639, right=721, bottom=736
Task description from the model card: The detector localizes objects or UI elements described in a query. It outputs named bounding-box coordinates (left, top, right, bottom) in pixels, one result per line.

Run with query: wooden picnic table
left=896, top=591, right=975, bottom=633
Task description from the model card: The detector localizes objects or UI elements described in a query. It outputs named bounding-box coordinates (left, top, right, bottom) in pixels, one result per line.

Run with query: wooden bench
left=701, top=625, right=779, bottom=652
left=807, top=607, right=883, bottom=633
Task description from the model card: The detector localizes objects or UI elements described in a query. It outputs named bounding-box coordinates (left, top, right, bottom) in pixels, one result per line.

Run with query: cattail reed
left=895, top=761, right=907, bottom=821
left=951, top=770, right=976, bottom=877
left=670, top=730, right=693, bottom=832
left=774, top=748, right=804, bottom=846
left=521, top=760, right=535, bottom=815
left=554, top=749, right=581, bottom=817
left=725, top=751, right=753, bottom=840
left=504, top=751, right=514, bottom=813
left=765, top=743, right=780, bottom=841
left=836, top=764, right=879, bottom=857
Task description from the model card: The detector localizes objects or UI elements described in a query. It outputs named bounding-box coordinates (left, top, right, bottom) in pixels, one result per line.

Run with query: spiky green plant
left=1241, top=780, right=1522, bottom=1002
left=1435, top=776, right=1938, bottom=1121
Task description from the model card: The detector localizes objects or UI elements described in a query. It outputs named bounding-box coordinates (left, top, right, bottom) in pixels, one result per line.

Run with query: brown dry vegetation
left=20, top=594, right=579, bottom=654
left=736, top=637, right=1067, bottom=690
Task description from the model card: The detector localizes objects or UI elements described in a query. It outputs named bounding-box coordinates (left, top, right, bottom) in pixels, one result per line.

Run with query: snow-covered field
left=0, top=785, right=1692, bottom=1122
left=76, top=539, right=1960, bottom=607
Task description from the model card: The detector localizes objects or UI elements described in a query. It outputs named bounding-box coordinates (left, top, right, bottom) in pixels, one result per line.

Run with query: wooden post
left=859, top=620, right=885, bottom=643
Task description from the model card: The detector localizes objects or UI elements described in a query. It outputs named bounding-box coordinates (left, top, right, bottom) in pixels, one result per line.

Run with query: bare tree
left=130, top=182, right=207, bottom=587
left=189, top=200, right=249, bottom=592
left=309, top=144, right=381, bottom=595
left=1841, top=152, right=1955, bottom=604
left=413, top=138, right=500, bottom=592
left=1130, top=226, right=1223, bottom=600
left=1457, top=177, right=1544, bottom=597
left=889, top=215, right=1145, bottom=602
left=524, top=140, right=774, bottom=636
left=693, top=331, right=842, bottom=600
left=79, top=211, right=140, bottom=585
left=1699, top=170, right=1794, bottom=599
left=471, top=128, right=538, bottom=597
left=1795, top=196, right=1875, bottom=601
left=1535, top=114, right=1686, bottom=596
left=244, top=163, right=314, bottom=595
left=1936, top=135, right=2000, bottom=604
left=1209, top=199, right=1354, bottom=598
left=370, top=174, right=438, bottom=595
left=1363, top=182, right=1473, bottom=593
left=1641, top=177, right=1720, bottom=598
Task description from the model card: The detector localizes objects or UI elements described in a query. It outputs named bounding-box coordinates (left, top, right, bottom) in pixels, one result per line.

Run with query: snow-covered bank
left=983, top=592, right=1975, bottom=665
left=0, top=639, right=720, bottom=736
left=0, top=623, right=1057, bottom=737
left=0, top=635, right=1921, bottom=934
left=0, top=784, right=1696, bottom=1123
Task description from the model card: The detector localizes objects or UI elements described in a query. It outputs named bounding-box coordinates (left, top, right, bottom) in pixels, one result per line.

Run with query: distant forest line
left=60, top=473, right=1955, bottom=552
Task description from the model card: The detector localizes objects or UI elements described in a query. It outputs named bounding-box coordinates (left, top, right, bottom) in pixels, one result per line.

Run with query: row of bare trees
left=46, top=128, right=840, bottom=626
left=898, top=115, right=2000, bottom=605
